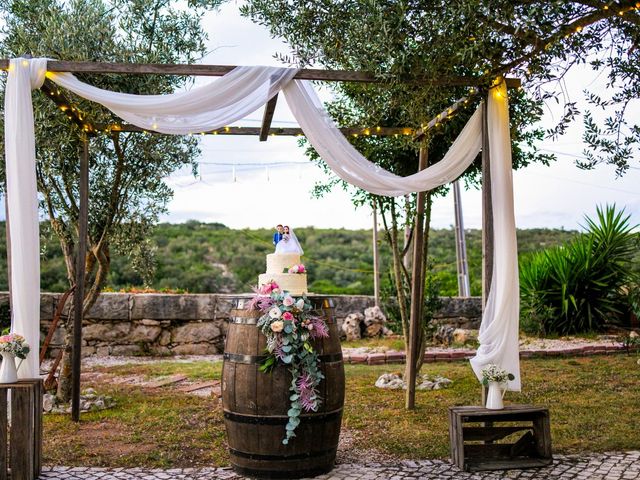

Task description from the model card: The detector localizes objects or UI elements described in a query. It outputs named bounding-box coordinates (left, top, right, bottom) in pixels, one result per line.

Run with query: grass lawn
left=43, top=355, right=640, bottom=467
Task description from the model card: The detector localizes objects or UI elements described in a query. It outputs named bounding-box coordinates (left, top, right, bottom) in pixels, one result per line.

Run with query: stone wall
left=0, top=292, right=481, bottom=357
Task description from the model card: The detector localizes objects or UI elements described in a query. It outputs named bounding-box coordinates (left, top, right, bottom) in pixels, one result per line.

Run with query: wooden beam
left=71, top=136, right=89, bottom=423
left=94, top=124, right=416, bottom=137
left=405, top=145, right=428, bottom=410
left=259, top=94, right=279, bottom=142
left=0, top=59, right=521, bottom=88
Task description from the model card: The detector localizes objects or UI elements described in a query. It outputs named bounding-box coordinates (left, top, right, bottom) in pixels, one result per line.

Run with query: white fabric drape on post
left=469, top=81, right=520, bottom=390
left=4, top=58, right=47, bottom=378
left=4, top=58, right=520, bottom=390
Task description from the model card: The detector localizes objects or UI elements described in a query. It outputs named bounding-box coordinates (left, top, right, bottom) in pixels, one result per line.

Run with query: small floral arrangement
left=249, top=282, right=329, bottom=445
left=0, top=333, right=30, bottom=359
left=287, top=264, right=306, bottom=274
left=481, top=363, right=515, bottom=386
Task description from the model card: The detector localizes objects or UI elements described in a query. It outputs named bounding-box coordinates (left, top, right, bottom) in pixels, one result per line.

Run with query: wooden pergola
left=1, top=59, right=521, bottom=420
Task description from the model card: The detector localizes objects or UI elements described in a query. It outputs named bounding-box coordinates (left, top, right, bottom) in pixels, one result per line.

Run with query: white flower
left=295, top=299, right=305, bottom=310
left=283, top=295, right=295, bottom=307
left=269, top=307, right=282, bottom=319
left=270, top=321, right=284, bottom=333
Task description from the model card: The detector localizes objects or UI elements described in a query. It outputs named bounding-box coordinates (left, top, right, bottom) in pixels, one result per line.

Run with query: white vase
left=0, top=352, right=18, bottom=384
left=485, top=381, right=505, bottom=410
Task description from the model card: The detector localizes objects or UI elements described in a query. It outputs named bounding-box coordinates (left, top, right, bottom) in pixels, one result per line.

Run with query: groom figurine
left=273, top=224, right=284, bottom=246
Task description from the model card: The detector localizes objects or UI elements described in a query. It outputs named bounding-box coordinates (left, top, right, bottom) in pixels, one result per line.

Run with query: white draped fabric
left=4, top=58, right=520, bottom=391
left=469, top=82, right=520, bottom=391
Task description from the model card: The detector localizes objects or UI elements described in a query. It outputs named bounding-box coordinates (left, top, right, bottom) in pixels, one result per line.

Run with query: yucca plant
left=520, top=205, right=638, bottom=335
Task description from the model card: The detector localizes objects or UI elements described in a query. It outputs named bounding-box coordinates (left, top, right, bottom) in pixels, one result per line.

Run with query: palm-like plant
left=520, top=205, right=638, bottom=335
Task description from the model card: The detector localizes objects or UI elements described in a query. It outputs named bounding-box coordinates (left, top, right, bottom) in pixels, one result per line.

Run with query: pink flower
left=282, top=311, right=294, bottom=321
left=298, top=264, right=306, bottom=273
left=283, top=295, right=294, bottom=307
left=259, top=281, right=280, bottom=295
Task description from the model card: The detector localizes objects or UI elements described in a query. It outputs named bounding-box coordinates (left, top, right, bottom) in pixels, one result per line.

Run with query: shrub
left=520, top=205, right=638, bottom=335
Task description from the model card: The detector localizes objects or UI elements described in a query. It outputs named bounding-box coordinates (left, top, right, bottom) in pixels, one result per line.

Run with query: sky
left=104, top=2, right=640, bottom=231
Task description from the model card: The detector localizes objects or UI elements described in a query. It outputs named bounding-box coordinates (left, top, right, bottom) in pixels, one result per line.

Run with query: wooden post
left=372, top=203, right=381, bottom=307
left=481, top=98, right=493, bottom=406
left=405, top=145, right=428, bottom=410
left=71, top=136, right=89, bottom=422
left=481, top=100, right=493, bottom=309
left=4, top=185, right=12, bottom=324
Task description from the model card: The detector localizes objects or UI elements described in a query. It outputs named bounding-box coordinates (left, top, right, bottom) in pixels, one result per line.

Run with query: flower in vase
left=282, top=311, right=294, bottom=321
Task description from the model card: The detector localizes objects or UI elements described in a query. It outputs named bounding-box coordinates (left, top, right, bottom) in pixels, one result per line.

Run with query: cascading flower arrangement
left=249, top=281, right=329, bottom=444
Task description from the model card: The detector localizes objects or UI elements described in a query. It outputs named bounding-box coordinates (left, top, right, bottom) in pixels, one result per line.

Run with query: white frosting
left=259, top=253, right=307, bottom=295
left=266, top=253, right=300, bottom=273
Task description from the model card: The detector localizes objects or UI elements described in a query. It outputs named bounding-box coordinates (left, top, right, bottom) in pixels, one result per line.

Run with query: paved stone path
left=40, top=451, right=640, bottom=479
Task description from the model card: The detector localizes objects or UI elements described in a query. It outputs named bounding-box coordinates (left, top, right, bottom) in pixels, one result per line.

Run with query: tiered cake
left=258, top=253, right=307, bottom=295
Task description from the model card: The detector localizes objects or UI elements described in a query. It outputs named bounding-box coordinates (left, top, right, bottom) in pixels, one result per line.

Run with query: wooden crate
left=0, top=379, right=43, bottom=480
left=449, top=405, right=552, bottom=472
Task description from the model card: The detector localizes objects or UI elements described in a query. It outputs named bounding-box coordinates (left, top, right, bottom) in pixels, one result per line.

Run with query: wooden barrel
left=222, top=296, right=345, bottom=479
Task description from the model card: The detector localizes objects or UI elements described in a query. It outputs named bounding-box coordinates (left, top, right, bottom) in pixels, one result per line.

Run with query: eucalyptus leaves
left=250, top=281, right=330, bottom=444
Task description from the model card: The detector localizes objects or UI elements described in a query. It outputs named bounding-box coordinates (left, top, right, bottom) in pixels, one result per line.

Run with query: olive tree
left=0, top=0, right=222, bottom=401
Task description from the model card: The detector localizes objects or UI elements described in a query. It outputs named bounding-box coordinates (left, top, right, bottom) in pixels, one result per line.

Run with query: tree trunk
left=56, top=328, right=74, bottom=401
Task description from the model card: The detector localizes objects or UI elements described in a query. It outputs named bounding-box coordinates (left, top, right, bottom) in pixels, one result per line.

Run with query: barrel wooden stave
left=222, top=297, right=344, bottom=479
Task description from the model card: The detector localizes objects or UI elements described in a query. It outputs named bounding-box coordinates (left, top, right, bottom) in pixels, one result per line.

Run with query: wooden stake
left=406, top=145, right=428, bottom=410
left=71, top=136, right=89, bottom=422
left=372, top=203, right=380, bottom=307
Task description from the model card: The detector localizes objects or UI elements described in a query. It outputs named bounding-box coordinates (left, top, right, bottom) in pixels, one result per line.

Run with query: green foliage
left=520, top=205, right=639, bottom=335
left=243, top=0, right=640, bottom=173
left=0, top=221, right=595, bottom=296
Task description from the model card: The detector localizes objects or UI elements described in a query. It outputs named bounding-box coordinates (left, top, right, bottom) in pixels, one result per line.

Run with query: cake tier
left=266, top=253, right=301, bottom=273
left=259, top=273, right=308, bottom=295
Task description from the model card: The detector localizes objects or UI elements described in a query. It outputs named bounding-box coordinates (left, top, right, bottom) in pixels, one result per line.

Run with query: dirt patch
left=336, top=428, right=401, bottom=464
left=78, top=421, right=157, bottom=457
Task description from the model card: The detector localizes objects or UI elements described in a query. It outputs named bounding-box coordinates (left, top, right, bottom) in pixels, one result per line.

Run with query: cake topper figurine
left=274, top=225, right=304, bottom=255
left=273, top=224, right=284, bottom=246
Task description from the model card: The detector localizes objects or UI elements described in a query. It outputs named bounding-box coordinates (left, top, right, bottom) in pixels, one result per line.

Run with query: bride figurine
left=275, top=226, right=304, bottom=255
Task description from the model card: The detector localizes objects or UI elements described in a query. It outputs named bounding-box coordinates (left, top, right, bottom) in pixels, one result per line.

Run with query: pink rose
left=298, top=264, right=305, bottom=273
left=282, top=311, right=294, bottom=321
left=306, top=324, right=314, bottom=331
left=270, top=321, right=284, bottom=333
left=283, top=295, right=294, bottom=306
left=259, top=281, right=279, bottom=295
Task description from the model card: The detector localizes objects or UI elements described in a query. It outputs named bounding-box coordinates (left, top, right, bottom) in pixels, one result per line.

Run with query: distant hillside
left=0, top=221, right=580, bottom=296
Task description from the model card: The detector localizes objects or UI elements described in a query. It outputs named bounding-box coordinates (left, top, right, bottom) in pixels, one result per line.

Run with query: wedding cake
left=258, top=253, right=308, bottom=295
